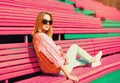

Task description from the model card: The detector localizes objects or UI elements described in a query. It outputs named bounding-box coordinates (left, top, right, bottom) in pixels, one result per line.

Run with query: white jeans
left=60, top=44, right=93, bottom=74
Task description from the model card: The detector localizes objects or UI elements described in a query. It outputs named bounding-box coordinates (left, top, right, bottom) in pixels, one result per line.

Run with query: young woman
left=32, top=12, right=102, bottom=82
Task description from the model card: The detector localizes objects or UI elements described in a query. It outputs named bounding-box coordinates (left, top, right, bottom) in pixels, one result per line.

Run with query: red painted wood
left=0, top=63, right=39, bottom=75
left=92, top=37, right=120, bottom=56
left=0, top=67, right=40, bottom=80
left=75, top=0, right=120, bottom=21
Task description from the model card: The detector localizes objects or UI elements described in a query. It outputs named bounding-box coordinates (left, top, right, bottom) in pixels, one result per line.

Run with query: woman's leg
left=63, top=44, right=102, bottom=73
left=62, top=44, right=91, bottom=73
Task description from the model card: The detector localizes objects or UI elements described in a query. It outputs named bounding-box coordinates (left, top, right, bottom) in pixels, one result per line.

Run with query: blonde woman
left=32, top=12, right=102, bottom=83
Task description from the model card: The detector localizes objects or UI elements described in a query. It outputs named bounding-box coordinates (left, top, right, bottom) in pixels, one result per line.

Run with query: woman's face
left=41, top=14, right=52, bottom=33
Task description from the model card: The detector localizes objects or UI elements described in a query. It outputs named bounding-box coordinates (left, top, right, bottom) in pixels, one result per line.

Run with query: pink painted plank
left=55, top=38, right=92, bottom=44
left=0, top=67, right=40, bottom=80
left=92, top=36, right=120, bottom=41
left=0, top=43, right=33, bottom=49
left=0, top=52, right=35, bottom=62
left=0, top=63, right=39, bottom=75
left=95, top=47, right=120, bottom=55
left=93, top=41, right=120, bottom=47
left=0, top=57, right=37, bottom=68
left=0, top=48, right=34, bottom=55
left=15, top=75, right=64, bottom=83
left=64, top=28, right=120, bottom=33
left=0, top=27, right=64, bottom=35
left=94, top=43, right=120, bottom=50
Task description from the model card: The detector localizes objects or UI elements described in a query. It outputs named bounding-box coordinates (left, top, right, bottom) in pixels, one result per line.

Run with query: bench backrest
left=0, top=43, right=39, bottom=81
left=92, top=37, right=120, bottom=56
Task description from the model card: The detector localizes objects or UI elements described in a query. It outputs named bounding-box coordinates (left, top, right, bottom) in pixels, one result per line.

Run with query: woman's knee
left=70, top=44, right=83, bottom=51
left=70, top=44, right=79, bottom=48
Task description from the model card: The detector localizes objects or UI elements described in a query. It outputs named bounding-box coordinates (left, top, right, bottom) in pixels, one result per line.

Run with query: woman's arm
left=59, top=50, right=68, bottom=65
left=60, top=65, right=79, bottom=83
left=59, top=50, right=79, bottom=82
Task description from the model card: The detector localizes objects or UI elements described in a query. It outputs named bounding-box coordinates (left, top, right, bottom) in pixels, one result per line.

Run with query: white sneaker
left=91, top=61, right=101, bottom=67
left=91, top=51, right=102, bottom=67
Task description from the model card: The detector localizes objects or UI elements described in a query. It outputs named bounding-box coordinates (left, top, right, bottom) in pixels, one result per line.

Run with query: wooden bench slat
left=0, top=52, right=35, bottom=62
left=0, top=63, right=39, bottom=75
left=0, top=48, right=34, bottom=55
left=95, top=47, right=120, bottom=55
left=94, top=43, right=120, bottom=50
left=15, top=75, right=64, bottom=83
left=0, top=67, right=40, bottom=80
left=0, top=43, right=32, bottom=49
left=0, top=57, right=37, bottom=68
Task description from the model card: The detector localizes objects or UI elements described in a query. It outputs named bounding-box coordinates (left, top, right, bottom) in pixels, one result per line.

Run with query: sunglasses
left=42, top=19, right=53, bottom=25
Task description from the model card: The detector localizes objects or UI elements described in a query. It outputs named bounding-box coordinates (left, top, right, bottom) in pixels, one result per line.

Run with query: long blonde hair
left=32, top=12, right=53, bottom=37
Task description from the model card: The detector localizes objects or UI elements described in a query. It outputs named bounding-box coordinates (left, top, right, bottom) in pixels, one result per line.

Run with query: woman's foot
left=91, top=51, right=102, bottom=67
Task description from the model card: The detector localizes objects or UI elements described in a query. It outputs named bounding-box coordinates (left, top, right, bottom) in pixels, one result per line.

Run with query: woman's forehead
left=43, top=14, right=51, bottom=20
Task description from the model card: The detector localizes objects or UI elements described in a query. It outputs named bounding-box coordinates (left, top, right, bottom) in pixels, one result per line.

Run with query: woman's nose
left=47, top=22, right=49, bottom=25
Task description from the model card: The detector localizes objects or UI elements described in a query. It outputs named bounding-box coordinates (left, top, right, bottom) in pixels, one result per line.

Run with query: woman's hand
left=60, top=50, right=68, bottom=65
left=60, top=65, right=79, bottom=83
left=67, top=75, right=79, bottom=83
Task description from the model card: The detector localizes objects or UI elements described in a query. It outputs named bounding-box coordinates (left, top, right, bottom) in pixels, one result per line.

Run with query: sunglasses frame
left=42, top=19, right=53, bottom=25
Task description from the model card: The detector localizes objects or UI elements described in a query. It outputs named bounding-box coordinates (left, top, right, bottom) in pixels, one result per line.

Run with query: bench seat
left=62, top=54, right=120, bottom=83
left=14, top=54, right=120, bottom=83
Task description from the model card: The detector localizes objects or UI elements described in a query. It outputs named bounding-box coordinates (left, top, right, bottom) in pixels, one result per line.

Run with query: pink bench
left=0, top=37, right=120, bottom=83
left=0, top=39, right=94, bottom=83
left=75, top=0, right=120, bottom=21
left=0, top=0, right=102, bottom=28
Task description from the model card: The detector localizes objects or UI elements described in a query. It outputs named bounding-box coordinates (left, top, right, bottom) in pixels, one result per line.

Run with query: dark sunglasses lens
left=42, top=19, right=48, bottom=24
left=42, top=19, right=53, bottom=25
left=49, top=20, right=53, bottom=25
